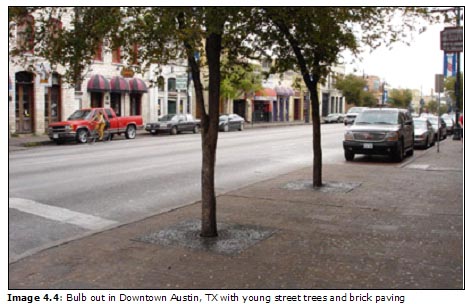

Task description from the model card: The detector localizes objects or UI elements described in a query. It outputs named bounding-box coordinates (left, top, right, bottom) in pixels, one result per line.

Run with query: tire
left=239, top=122, right=244, bottom=131
left=193, top=125, right=199, bottom=134
left=392, top=141, right=404, bottom=162
left=344, top=150, right=355, bottom=161
left=223, top=124, right=229, bottom=132
left=125, top=125, right=136, bottom=139
left=170, top=127, right=178, bottom=135
left=150, top=130, right=157, bottom=135
left=76, top=129, right=89, bottom=144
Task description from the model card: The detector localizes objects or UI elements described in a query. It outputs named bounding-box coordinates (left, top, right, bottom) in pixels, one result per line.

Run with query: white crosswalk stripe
left=9, top=197, right=118, bottom=230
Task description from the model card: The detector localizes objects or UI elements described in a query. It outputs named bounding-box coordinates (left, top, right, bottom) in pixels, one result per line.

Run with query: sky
left=343, top=19, right=464, bottom=96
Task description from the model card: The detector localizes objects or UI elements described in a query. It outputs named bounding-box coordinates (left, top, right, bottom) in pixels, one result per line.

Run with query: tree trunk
left=308, top=80, right=323, bottom=187
left=199, top=31, right=222, bottom=237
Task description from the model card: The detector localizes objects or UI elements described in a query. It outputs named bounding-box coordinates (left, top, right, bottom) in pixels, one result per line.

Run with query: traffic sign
left=440, top=27, right=463, bottom=53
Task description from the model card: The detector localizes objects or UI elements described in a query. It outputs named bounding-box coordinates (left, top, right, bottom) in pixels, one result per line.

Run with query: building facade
left=8, top=11, right=193, bottom=135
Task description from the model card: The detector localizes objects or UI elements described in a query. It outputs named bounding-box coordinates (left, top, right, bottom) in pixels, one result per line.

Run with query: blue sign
left=443, top=53, right=457, bottom=77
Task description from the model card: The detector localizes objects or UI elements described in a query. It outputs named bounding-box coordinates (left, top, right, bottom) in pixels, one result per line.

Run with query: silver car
left=413, top=118, right=435, bottom=149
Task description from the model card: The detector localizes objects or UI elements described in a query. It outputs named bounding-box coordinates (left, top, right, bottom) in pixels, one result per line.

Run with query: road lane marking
left=9, top=197, right=118, bottom=230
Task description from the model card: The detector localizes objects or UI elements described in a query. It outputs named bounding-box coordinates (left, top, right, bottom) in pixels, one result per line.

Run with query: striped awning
left=110, top=76, right=130, bottom=93
left=129, top=78, right=148, bottom=93
left=254, top=88, right=277, bottom=101
left=87, top=74, right=110, bottom=92
left=275, top=86, right=294, bottom=96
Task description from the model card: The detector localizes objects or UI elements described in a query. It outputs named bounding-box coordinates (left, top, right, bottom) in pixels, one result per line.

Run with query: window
left=105, top=108, right=114, bottom=119
left=112, top=46, right=121, bottom=63
left=93, top=42, right=103, bottom=61
left=17, top=15, right=34, bottom=54
left=130, top=44, right=139, bottom=65
left=168, top=78, right=176, bottom=91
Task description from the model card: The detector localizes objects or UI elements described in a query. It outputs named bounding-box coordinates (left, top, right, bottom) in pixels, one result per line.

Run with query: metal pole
left=437, top=92, right=441, bottom=153
left=453, top=6, right=462, bottom=140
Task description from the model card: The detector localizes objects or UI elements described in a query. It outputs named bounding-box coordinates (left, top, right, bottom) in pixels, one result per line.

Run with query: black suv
left=343, top=108, right=414, bottom=162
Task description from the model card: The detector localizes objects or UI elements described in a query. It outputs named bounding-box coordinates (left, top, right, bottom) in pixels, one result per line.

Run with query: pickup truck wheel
left=125, top=125, right=136, bottom=139
left=193, top=125, right=199, bottom=134
left=76, top=129, right=89, bottom=144
left=170, top=127, right=178, bottom=135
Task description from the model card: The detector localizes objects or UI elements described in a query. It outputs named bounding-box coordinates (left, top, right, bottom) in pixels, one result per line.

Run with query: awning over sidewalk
left=129, top=78, right=148, bottom=93
left=254, top=88, right=277, bottom=101
left=110, top=76, right=130, bottom=93
left=87, top=74, right=110, bottom=92
left=275, top=86, right=294, bottom=97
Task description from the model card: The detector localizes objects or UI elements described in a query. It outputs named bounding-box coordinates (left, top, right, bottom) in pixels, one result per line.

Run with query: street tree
left=389, top=88, right=413, bottom=109
left=220, top=62, right=263, bottom=112
left=252, top=7, right=433, bottom=187
left=335, top=74, right=377, bottom=107
left=9, top=7, right=260, bottom=238
left=445, top=73, right=463, bottom=112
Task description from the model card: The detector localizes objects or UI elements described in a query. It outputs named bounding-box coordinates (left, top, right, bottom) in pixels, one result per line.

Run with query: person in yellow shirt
left=93, top=110, right=106, bottom=140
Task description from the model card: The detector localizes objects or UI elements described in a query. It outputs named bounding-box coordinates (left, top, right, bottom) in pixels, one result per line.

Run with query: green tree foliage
left=220, top=62, right=262, bottom=102
left=445, top=73, right=463, bottom=112
left=335, top=74, right=377, bottom=107
left=388, top=88, right=413, bottom=109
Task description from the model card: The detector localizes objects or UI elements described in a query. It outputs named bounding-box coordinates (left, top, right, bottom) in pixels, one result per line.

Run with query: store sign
left=120, top=67, right=135, bottom=78
left=176, top=76, right=188, bottom=90
left=440, top=27, right=463, bottom=53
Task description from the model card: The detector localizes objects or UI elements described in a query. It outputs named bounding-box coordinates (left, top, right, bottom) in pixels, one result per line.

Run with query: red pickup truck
left=48, top=107, right=143, bottom=144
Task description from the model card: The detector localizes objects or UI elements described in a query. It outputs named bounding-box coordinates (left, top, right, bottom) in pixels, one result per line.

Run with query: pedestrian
left=93, top=110, right=106, bottom=141
left=459, top=113, right=463, bottom=142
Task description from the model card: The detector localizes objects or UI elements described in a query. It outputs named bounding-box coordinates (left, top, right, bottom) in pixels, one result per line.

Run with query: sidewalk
left=8, top=138, right=463, bottom=289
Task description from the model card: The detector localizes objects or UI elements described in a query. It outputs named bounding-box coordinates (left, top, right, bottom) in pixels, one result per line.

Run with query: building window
left=93, top=42, right=103, bottom=61
left=130, top=44, right=139, bottom=65
left=112, top=46, right=121, bottom=63
left=17, top=15, right=35, bottom=54
left=168, top=78, right=176, bottom=92
left=157, top=76, right=165, bottom=91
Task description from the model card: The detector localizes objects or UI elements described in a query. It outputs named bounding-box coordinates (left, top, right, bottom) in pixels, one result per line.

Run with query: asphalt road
left=8, top=124, right=354, bottom=262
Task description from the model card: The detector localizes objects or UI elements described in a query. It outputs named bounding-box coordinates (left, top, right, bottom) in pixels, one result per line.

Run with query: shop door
left=294, top=99, right=301, bottom=120
left=168, top=100, right=176, bottom=114
left=44, top=74, right=61, bottom=129
left=233, top=100, right=246, bottom=118
left=15, top=72, right=34, bottom=133
left=322, top=93, right=329, bottom=116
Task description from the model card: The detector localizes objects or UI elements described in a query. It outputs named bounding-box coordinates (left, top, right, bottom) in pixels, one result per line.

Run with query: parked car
left=324, top=113, right=345, bottom=123
left=219, top=114, right=245, bottom=132
left=343, top=107, right=369, bottom=125
left=343, top=108, right=414, bottom=162
left=48, top=107, right=143, bottom=144
left=413, top=117, right=435, bottom=149
left=441, top=114, right=455, bottom=135
left=145, top=114, right=200, bottom=135
left=426, top=115, right=447, bottom=141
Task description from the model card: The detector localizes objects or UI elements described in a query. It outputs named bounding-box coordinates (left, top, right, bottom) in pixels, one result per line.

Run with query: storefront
left=44, top=73, right=62, bottom=129
left=128, top=78, right=148, bottom=116
left=15, top=71, right=35, bottom=133
left=253, top=88, right=276, bottom=123
left=275, top=86, right=294, bottom=122
left=87, top=74, right=110, bottom=108
left=110, top=76, right=129, bottom=116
